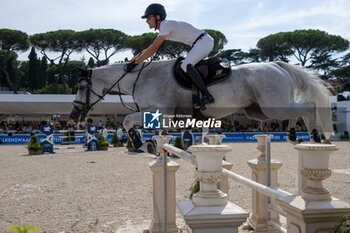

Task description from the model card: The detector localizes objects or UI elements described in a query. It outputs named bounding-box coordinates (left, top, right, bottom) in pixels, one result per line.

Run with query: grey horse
left=70, top=59, right=333, bottom=148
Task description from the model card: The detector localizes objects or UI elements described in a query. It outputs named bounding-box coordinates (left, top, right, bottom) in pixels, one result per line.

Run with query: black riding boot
left=187, top=64, right=214, bottom=109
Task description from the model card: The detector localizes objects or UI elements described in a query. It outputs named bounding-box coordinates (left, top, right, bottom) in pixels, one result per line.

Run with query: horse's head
left=70, top=66, right=95, bottom=123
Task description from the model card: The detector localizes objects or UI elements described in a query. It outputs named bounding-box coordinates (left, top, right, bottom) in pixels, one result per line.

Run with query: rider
left=124, top=3, right=215, bottom=109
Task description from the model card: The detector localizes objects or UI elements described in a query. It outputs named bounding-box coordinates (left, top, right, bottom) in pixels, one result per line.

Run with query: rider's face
left=146, top=14, right=156, bottom=29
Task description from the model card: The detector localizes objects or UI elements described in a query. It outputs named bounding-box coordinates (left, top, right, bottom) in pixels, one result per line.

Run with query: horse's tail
left=274, top=61, right=334, bottom=138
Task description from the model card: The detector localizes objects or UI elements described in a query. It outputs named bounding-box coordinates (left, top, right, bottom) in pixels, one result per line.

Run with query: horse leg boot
left=187, top=64, right=214, bottom=110
left=128, top=128, right=143, bottom=149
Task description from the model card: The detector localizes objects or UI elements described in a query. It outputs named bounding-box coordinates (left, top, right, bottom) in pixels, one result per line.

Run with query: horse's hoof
left=297, top=138, right=304, bottom=144
left=311, top=129, right=321, bottom=143
left=288, top=128, right=297, bottom=142
left=146, top=140, right=157, bottom=155
left=322, top=140, right=332, bottom=144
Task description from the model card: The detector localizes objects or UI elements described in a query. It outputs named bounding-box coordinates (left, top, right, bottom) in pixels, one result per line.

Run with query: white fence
left=148, top=135, right=350, bottom=233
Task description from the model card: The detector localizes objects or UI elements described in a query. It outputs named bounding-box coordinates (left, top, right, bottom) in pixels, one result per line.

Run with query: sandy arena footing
left=0, top=142, right=349, bottom=232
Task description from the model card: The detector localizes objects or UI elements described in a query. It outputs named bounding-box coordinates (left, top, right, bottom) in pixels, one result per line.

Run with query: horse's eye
left=78, top=82, right=87, bottom=90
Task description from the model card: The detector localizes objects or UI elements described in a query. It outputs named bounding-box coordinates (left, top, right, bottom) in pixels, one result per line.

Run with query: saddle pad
left=173, top=57, right=232, bottom=90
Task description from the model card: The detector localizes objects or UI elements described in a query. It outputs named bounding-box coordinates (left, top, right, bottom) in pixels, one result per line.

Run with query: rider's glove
left=124, top=59, right=137, bottom=72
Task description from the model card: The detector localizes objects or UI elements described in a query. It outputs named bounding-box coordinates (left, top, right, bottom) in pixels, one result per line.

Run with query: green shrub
left=189, top=180, right=200, bottom=200
left=30, top=135, right=39, bottom=145
left=334, top=215, right=350, bottom=233
left=97, top=135, right=109, bottom=147
left=7, top=222, right=40, bottom=233
left=28, top=135, right=42, bottom=152
left=99, top=140, right=109, bottom=147
left=126, top=136, right=133, bottom=149
left=111, top=132, right=120, bottom=146
left=172, top=136, right=185, bottom=150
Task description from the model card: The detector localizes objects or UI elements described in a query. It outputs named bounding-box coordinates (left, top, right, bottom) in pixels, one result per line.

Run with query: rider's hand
left=124, top=59, right=137, bottom=72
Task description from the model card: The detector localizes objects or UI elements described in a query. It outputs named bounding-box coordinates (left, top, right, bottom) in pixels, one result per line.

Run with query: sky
left=1, top=0, right=350, bottom=62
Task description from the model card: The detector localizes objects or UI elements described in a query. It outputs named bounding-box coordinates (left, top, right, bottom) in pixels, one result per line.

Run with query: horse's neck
left=92, top=64, right=135, bottom=96
left=117, top=60, right=175, bottom=95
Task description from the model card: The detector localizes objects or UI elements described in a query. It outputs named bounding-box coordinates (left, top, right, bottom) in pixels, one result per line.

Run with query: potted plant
left=28, top=135, right=42, bottom=155
left=97, top=135, right=109, bottom=151
left=111, top=132, right=121, bottom=147
left=126, top=136, right=134, bottom=152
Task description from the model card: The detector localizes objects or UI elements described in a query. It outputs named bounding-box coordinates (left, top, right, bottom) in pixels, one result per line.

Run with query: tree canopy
left=204, top=29, right=227, bottom=55
left=0, top=29, right=29, bottom=93
left=30, top=30, right=81, bottom=93
left=77, top=29, right=128, bottom=66
left=257, top=29, right=349, bottom=66
left=1, top=27, right=349, bottom=94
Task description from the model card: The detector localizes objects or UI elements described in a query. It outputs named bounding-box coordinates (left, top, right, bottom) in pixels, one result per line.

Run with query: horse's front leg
left=123, top=111, right=144, bottom=133
left=123, top=107, right=159, bottom=151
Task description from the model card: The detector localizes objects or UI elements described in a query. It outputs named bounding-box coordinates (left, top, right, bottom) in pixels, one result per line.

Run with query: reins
left=73, top=54, right=158, bottom=117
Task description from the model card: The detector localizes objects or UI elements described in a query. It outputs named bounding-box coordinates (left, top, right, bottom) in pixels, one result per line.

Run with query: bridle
left=72, top=55, right=158, bottom=120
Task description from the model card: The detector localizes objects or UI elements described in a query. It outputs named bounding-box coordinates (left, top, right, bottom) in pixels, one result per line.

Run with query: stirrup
left=198, top=95, right=214, bottom=110
left=201, top=95, right=214, bottom=105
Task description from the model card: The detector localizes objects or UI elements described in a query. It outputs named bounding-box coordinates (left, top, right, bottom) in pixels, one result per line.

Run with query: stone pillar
left=278, top=143, right=350, bottom=233
left=247, top=135, right=282, bottom=233
left=220, top=160, right=233, bottom=195
left=177, top=144, right=248, bottom=233
left=195, top=135, right=232, bottom=196
left=149, top=135, right=179, bottom=233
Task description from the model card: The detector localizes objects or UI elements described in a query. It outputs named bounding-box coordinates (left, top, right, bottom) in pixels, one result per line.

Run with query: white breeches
left=180, top=34, right=214, bottom=72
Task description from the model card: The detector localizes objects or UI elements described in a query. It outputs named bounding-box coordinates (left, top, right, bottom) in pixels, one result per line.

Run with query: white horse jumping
left=70, top=59, right=333, bottom=148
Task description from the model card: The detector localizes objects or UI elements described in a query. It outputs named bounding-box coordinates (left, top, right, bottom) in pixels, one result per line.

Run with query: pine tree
left=38, top=56, right=48, bottom=88
left=28, top=47, right=38, bottom=90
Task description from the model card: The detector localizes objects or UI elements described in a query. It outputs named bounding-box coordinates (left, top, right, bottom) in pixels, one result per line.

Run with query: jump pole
left=40, top=125, right=98, bottom=153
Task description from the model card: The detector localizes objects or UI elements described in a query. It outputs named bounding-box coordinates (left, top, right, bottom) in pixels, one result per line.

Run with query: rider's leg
left=181, top=34, right=214, bottom=108
left=186, top=64, right=214, bottom=107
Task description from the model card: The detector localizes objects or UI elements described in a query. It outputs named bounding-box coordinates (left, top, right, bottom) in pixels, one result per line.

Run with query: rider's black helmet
left=141, top=3, right=167, bottom=20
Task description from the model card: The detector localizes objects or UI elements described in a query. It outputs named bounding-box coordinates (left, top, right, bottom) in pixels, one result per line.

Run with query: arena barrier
left=40, top=125, right=98, bottom=153
left=147, top=134, right=350, bottom=233
left=0, top=132, right=309, bottom=145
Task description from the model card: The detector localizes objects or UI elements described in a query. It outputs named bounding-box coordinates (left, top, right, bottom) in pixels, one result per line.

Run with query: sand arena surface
left=0, top=142, right=349, bottom=232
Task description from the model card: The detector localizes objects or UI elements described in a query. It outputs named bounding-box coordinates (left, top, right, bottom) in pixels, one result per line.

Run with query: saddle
left=173, top=54, right=232, bottom=90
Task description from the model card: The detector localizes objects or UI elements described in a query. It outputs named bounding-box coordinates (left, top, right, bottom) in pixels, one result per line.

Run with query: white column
left=279, top=143, right=350, bottom=233
left=149, top=135, right=179, bottom=233
left=247, top=135, right=282, bottom=233
left=177, top=144, right=248, bottom=233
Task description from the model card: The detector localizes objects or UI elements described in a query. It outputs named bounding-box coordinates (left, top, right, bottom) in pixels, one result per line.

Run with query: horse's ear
left=74, top=65, right=91, bottom=77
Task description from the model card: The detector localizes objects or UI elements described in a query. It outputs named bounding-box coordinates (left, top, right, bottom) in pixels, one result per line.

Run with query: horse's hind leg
left=263, top=101, right=321, bottom=142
